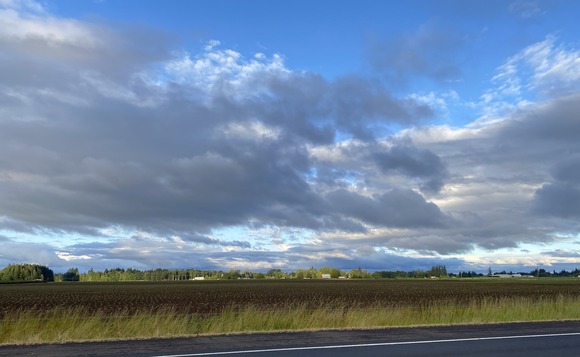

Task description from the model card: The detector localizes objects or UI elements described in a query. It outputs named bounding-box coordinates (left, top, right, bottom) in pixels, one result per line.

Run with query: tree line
left=0, top=264, right=449, bottom=282
left=0, top=264, right=54, bottom=283
left=4, top=263, right=580, bottom=283
left=77, top=267, right=372, bottom=281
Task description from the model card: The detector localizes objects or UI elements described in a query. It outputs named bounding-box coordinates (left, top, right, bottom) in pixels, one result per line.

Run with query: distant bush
left=0, top=263, right=54, bottom=282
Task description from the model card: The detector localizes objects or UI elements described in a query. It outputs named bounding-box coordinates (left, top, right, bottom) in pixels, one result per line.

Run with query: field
left=2, top=279, right=580, bottom=344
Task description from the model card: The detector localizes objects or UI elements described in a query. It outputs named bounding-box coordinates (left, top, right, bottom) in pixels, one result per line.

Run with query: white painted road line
left=151, top=331, right=580, bottom=357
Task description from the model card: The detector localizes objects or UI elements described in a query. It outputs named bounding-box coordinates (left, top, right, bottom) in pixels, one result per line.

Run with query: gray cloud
left=501, top=98, right=580, bottom=219
left=242, top=73, right=433, bottom=143
left=533, top=183, right=580, bottom=218
left=325, top=76, right=433, bottom=139
left=499, top=96, right=580, bottom=145
left=373, top=142, right=448, bottom=193
left=535, top=155, right=580, bottom=218
left=0, top=240, right=66, bottom=268
left=179, top=234, right=252, bottom=249
left=0, top=5, right=438, bottom=241
left=552, top=155, right=580, bottom=184
left=542, top=249, right=580, bottom=258
left=325, top=188, right=449, bottom=229
left=58, top=233, right=254, bottom=271
left=398, top=93, right=580, bottom=252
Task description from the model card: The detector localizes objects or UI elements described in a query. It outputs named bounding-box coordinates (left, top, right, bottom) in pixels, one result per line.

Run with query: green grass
left=3, top=295, right=580, bottom=345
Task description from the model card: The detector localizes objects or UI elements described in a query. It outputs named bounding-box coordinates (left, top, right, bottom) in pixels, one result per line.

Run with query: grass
left=3, top=295, right=580, bottom=345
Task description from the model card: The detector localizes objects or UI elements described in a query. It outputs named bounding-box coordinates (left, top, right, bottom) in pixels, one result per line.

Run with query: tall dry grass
left=2, top=295, right=580, bottom=345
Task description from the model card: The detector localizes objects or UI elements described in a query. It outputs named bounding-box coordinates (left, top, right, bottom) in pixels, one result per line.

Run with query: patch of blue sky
left=304, top=167, right=318, bottom=182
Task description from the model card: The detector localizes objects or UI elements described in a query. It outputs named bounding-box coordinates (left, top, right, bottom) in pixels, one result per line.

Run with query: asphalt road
left=2, top=321, right=580, bottom=357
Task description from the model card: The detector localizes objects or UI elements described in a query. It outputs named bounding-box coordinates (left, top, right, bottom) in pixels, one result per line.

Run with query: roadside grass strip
left=2, top=296, right=580, bottom=344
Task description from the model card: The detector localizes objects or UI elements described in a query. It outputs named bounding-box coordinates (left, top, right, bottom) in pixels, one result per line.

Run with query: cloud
left=325, top=188, right=449, bottom=229
left=532, top=155, right=580, bottom=218
left=542, top=249, right=580, bottom=259
left=325, top=76, right=433, bottom=139
left=373, top=142, right=448, bottom=193
left=0, top=2, right=435, bottom=241
left=56, top=232, right=254, bottom=271
left=367, top=21, right=464, bottom=85
left=0, top=239, right=66, bottom=268
left=489, top=36, right=580, bottom=100
left=0, top=0, right=45, bottom=13
left=0, top=2, right=173, bottom=78
left=164, top=47, right=291, bottom=101
left=402, top=91, right=580, bottom=252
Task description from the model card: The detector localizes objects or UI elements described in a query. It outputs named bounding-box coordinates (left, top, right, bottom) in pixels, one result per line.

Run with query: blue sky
left=1, top=0, right=580, bottom=273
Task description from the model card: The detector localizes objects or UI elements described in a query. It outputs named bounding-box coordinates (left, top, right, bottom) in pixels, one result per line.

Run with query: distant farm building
left=321, top=274, right=331, bottom=279
left=192, top=276, right=205, bottom=280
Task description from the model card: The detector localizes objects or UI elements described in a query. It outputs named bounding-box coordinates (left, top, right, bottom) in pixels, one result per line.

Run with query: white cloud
left=0, top=0, right=45, bottom=13
left=164, top=45, right=291, bottom=101
left=406, top=90, right=461, bottom=122
left=0, top=5, right=99, bottom=48
left=402, top=125, right=483, bottom=144
left=464, top=252, right=580, bottom=268
left=473, top=36, right=580, bottom=125
left=204, top=39, right=220, bottom=51
left=56, top=251, right=92, bottom=261
left=221, top=120, right=282, bottom=142
left=493, top=36, right=580, bottom=97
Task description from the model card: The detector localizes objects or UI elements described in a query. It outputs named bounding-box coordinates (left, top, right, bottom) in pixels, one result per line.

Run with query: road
left=2, top=321, right=580, bottom=357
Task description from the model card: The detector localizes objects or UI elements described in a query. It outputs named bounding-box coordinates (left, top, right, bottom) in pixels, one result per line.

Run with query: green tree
left=62, top=268, right=80, bottom=281
left=428, top=265, right=448, bottom=278
left=0, top=264, right=54, bottom=282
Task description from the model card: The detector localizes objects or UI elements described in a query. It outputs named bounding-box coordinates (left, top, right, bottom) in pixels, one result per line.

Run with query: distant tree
left=62, top=268, right=80, bottom=281
left=222, top=269, right=241, bottom=279
left=529, top=268, right=551, bottom=277
left=348, top=267, right=372, bottom=279
left=429, top=265, right=448, bottom=277
left=411, top=270, right=428, bottom=278
left=373, top=270, right=410, bottom=279
left=266, top=269, right=288, bottom=278
left=319, top=267, right=343, bottom=279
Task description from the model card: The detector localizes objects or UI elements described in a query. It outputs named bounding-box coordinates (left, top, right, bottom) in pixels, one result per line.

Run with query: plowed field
left=2, top=279, right=580, bottom=317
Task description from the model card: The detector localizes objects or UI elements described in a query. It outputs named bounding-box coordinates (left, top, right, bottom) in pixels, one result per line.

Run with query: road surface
left=1, top=321, right=580, bottom=356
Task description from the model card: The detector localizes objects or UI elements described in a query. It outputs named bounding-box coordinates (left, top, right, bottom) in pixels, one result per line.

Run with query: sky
left=1, top=0, right=580, bottom=274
